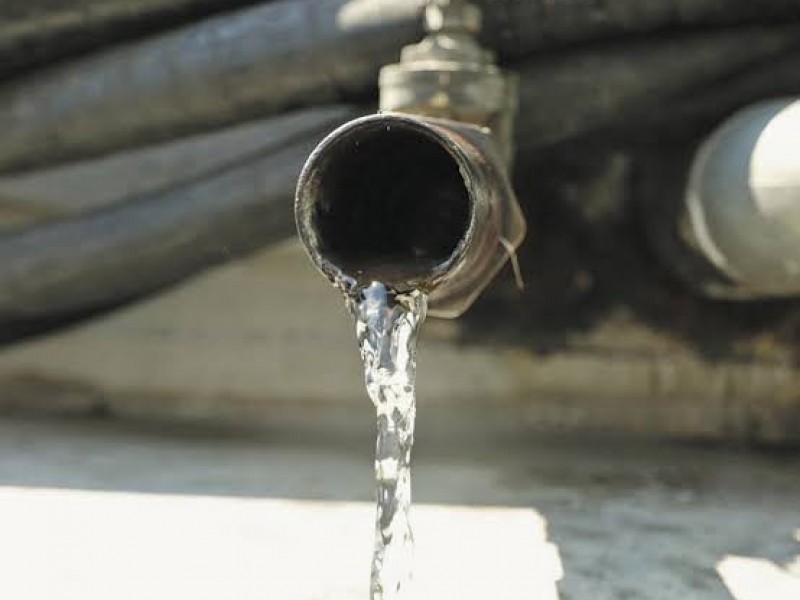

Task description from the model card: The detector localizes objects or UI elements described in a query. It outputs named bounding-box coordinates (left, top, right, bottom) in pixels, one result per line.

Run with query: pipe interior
left=310, top=123, right=471, bottom=281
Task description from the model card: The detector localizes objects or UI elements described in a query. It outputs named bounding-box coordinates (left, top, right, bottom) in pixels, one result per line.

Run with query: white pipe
left=686, top=98, right=800, bottom=297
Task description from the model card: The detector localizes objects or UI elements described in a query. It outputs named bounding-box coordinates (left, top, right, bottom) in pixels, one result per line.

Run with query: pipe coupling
left=295, top=0, right=525, bottom=318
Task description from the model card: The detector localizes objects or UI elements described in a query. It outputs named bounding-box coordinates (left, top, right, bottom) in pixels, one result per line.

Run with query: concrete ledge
left=1, top=241, right=798, bottom=443
left=0, top=417, right=797, bottom=600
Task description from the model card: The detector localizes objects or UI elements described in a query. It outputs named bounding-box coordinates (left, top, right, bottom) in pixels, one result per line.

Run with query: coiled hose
left=1, top=0, right=800, bottom=339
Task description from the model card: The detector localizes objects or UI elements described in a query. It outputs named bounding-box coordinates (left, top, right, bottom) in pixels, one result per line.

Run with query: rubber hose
left=478, top=0, right=800, bottom=60
left=0, top=0, right=268, bottom=80
left=0, top=0, right=423, bottom=173
left=6, top=0, right=800, bottom=75
left=3, top=0, right=800, bottom=173
left=0, top=106, right=359, bottom=328
left=513, top=25, right=800, bottom=152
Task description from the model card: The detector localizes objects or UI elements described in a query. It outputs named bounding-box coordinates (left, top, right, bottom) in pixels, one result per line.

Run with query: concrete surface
left=0, top=416, right=797, bottom=599
left=1, top=240, right=798, bottom=443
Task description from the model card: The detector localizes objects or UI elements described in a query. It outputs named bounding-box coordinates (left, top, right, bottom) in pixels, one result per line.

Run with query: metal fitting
left=295, top=112, right=525, bottom=318
left=379, top=0, right=517, bottom=165
left=295, top=0, right=525, bottom=318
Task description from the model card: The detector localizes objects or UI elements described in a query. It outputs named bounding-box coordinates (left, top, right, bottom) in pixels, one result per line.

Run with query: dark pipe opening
left=311, top=123, right=471, bottom=282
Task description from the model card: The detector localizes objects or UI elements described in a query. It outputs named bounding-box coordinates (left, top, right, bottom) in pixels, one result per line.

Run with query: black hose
left=478, top=0, right=800, bottom=60
left=0, top=0, right=422, bottom=173
left=513, top=25, right=800, bottom=152
left=3, top=0, right=800, bottom=173
left=0, top=109, right=348, bottom=220
left=0, top=106, right=359, bottom=330
left=0, top=0, right=270, bottom=81
left=7, top=0, right=800, bottom=76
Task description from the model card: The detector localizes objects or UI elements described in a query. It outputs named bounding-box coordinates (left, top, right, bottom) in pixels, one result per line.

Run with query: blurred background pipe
left=668, top=99, right=800, bottom=299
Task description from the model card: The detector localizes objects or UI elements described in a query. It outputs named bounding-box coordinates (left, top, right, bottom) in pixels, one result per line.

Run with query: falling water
left=346, top=281, right=427, bottom=600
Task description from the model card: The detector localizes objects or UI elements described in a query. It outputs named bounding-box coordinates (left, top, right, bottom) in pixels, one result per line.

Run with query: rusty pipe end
left=294, top=112, right=525, bottom=318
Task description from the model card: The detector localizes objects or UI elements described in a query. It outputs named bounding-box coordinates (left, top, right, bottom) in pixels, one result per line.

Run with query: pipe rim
left=294, top=112, right=483, bottom=293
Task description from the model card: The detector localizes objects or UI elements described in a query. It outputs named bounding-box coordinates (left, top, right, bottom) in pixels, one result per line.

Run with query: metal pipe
left=295, top=2, right=525, bottom=318
left=295, top=112, right=524, bottom=318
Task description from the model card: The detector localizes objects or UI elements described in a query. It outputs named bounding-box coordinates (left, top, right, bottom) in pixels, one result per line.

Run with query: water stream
left=346, top=281, right=428, bottom=600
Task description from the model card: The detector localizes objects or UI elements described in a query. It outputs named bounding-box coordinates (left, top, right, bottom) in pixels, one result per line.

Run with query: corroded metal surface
left=295, top=113, right=525, bottom=317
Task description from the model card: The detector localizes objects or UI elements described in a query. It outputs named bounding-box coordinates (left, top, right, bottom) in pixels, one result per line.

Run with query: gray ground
left=0, top=416, right=797, bottom=599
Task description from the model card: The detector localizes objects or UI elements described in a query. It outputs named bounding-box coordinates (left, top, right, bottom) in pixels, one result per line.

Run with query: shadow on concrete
left=2, top=417, right=799, bottom=598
